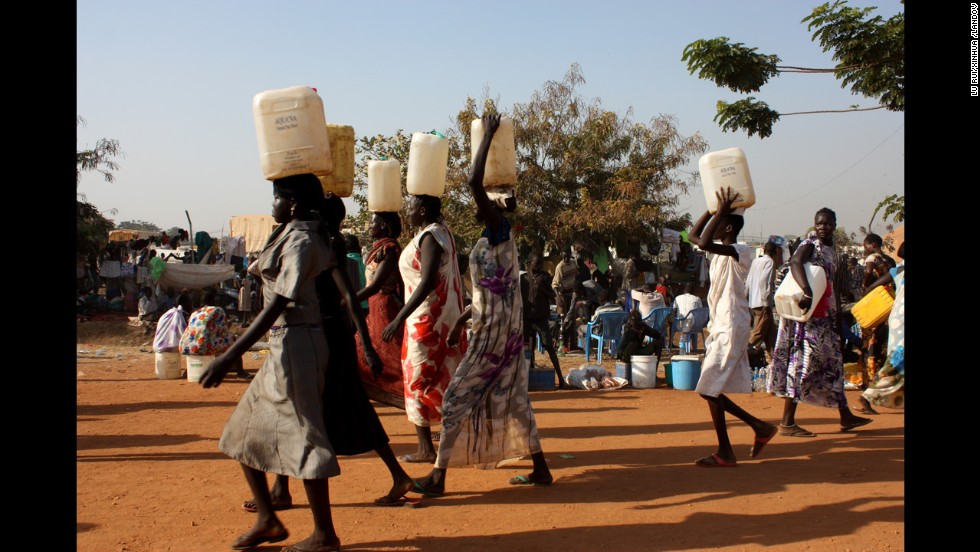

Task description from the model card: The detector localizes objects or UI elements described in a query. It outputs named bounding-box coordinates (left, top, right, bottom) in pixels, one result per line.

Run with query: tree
left=682, top=1, right=904, bottom=138
left=863, top=193, right=904, bottom=232
left=855, top=193, right=903, bottom=252
left=349, top=64, right=707, bottom=259
left=77, top=116, right=122, bottom=258
left=77, top=201, right=116, bottom=260
left=117, top=220, right=161, bottom=232
left=77, top=116, right=123, bottom=186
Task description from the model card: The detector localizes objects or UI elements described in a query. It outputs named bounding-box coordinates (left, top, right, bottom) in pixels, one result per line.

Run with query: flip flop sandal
left=778, top=424, right=816, bottom=438
left=508, top=474, right=553, bottom=486
left=230, top=529, right=289, bottom=550
left=749, top=428, right=777, bottom=458
left=241, top=498, right=292, bottom=513
left=409, top=480, right=444, bottom=497
left=695, top=453, right=737, bottom=468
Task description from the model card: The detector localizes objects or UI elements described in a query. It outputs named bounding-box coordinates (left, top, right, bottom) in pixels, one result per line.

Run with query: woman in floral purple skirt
left=768, top=207, right=872, bottom=437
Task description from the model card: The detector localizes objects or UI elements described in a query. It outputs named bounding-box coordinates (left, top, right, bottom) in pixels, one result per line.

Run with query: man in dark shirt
left=522, top=251, right=569, bottom=389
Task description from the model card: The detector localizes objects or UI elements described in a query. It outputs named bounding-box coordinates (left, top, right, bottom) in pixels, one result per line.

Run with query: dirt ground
left=76, top=320, right=904, bottom=552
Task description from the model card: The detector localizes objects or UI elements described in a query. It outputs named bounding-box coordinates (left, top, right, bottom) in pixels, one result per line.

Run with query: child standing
left=687, top=187, right=777, bottom=467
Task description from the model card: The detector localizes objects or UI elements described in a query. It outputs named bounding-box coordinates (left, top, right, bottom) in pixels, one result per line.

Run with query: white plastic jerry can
left=774, top=263, right=827, bottom=322
left=253, top=85, right=332, bottom=181
left=367, top=159, right=403, bottom=212
left=699, top=147, right=756, bottom=213
left=470, top=116, right=517, bottom=188
left=406, top=132, right=449, bottom=197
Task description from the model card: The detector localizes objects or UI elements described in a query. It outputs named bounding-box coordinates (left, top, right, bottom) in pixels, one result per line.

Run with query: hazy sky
left=76, top=0, right=905, bottom=243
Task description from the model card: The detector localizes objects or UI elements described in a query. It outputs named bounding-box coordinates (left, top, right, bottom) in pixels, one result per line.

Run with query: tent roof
left=108, top=229, right=158, bottom=242
left=229, top=215, right=279, bottom=254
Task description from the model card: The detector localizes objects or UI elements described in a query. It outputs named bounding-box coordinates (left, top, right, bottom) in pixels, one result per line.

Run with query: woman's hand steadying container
left=714, top=186, right=740, bottom=215
left=797, top=293, right=812, bottom=314
left=482, top=112, right=501, bottom=140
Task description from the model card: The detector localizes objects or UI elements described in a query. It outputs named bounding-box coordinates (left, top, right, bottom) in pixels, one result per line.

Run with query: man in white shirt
left=746, top=242, right=779, bottom=356
left=672, top=283, right=703, bottom=320
left=671, top=283, right=704, bottom=337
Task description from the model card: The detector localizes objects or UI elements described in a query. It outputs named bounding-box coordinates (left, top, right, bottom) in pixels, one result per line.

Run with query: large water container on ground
left=319, top=124, right=355, bottom=197
left=185, top=354, right=215, bottom=383
left=630, top=355, right=659, bottom=388
left=470, top=116, right=517, bottom=188
left=774, top=263, right=827, bottom=322
left=253, top=86, right=332, bottom=180
left=671, top=355, right=702, bottom=391
left=154, top=352, right=182, bottom=379
left=406, top=132, right=449, bottom=197
left=699, top=147, right=755, bottom=213
left=367, top=159, right=403, bottom=212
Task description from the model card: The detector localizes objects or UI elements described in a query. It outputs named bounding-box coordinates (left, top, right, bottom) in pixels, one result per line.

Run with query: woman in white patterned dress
left=381, top=194, right=467, bottom=464
left=411, top=113, right=553, bottom=496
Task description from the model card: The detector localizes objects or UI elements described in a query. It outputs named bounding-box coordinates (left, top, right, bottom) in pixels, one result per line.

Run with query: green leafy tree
left=117, top=220, right=161, bottom=232
left=77, top=200, right=115, bottom=259
left=76, top=116, right=123, bottom=186
left=858, top=193, right=903, bottom=252
left=863, top=193, right=904, bottom=231
left=682, top=1, right=904, bottom=138
left=77, top=116, right=122, bottom=257
left=349, top=64, right=707, bottom=258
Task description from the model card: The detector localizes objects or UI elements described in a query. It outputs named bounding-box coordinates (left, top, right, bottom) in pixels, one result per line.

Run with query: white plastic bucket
left=406, top=132, right=449, bottom=197
left=185, top=355, right=215, bottom=383
left=470, top=116, right=517, bottom=188
left=774, top=263, right=827, bottom=322
left=155, top=352, right=183, bottom=380
left=699, top=147, right=755, bottom=213
left=253, top=85, right=332, bottom=180
left=367, top=159, right=403, bottom=212
left=630, top=355, right=658, bottom=389
left=319, top=124, right=355, bottom=197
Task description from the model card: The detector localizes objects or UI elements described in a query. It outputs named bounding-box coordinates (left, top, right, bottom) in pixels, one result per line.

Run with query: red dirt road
left=76, top=332, right=904, bottom=552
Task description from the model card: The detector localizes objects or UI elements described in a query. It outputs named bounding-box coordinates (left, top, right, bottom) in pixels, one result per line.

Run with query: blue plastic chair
left=641, top=306, right=674, bottom=340
left=669, top=306, right=710, bottom=352
left=585, top=311, right=629, bottom=364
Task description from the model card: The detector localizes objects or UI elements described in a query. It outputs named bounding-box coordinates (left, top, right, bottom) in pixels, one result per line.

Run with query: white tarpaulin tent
left=229, top=215, right=278, bottom=255
left=157, top=263, right=236, bottom=290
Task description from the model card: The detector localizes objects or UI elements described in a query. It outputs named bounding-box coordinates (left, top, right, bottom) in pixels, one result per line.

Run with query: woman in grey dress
left=200, top=173, right=358, bottom=552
